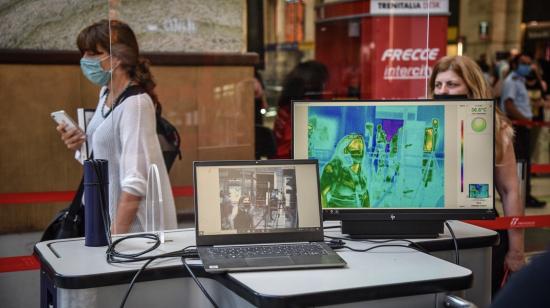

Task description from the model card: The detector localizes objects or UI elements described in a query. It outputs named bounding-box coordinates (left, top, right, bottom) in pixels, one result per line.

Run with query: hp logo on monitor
left=390, top=214, right=396, bottom=221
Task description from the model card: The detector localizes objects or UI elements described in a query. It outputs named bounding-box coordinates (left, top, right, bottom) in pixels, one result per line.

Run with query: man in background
left=501, top=53, right=546, bottom=208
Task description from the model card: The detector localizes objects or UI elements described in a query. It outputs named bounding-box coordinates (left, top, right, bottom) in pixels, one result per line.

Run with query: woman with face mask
left=56, top=20, right=177, bottom=234
left=429, top=55, right=525, bottom=296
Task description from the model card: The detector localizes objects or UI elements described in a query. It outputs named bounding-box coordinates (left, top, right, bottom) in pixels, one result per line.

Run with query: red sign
left=315, top=1, right=448, bottom=99
left=360, top=15, right=448, bottom=99
left=465, top=215, right=550, bottom=230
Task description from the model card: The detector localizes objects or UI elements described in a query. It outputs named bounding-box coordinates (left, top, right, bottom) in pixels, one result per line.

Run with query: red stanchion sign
left=464, top=215, right=550, bottom=230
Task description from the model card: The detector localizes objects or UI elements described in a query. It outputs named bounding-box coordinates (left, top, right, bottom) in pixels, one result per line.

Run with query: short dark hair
left=509, top=52, right=533, bottom=69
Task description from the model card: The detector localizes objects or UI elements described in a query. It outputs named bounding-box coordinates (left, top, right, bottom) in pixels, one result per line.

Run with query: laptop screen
left=194, top=160, right=323, bottom=244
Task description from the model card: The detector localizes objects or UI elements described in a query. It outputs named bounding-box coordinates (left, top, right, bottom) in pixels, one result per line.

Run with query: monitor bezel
left=193, top=159, right=325, bottom=246
left=291, top=98, right=497, bottom=222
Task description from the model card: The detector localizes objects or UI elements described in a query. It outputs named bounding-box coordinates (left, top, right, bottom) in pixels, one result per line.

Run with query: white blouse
left=85, top=87, right=177, bottom=233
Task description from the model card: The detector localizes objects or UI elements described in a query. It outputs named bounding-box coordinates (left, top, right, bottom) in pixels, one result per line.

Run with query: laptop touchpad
left=245, top=256, right=294, bottom=267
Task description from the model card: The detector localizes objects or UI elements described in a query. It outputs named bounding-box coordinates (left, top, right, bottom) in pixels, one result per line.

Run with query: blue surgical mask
left=80, top=56, right=111, bottom=86
left=516, top=64, right=531, bottom=77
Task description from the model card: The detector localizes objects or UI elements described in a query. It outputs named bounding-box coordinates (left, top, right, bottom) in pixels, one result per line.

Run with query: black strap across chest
left=102, top=85, right=147, bottom=118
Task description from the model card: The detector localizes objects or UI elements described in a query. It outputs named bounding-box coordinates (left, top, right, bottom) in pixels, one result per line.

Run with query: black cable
left=324, top=234, right=430, bottom=254
left=182, top=258, right=220, bottom=308
left=325, top=239, right=346, bottom=249
left=325, top=234, right=416, bottom=244
left=116, top=246, right=198, bottom=308
left=119, top=257, right=156, bottom=308
left=340, top=243, right=426, bottom=253
left=444, top=221, right=459, bottom=265
left=106, top=233, right=161, bottom=263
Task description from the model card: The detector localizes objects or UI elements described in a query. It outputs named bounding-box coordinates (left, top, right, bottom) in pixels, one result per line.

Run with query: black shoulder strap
left=67, top=177, right=85, bottom=216
left=103, top=85, right=147, bottom=118
left=116, top=85, right=147, bottom=106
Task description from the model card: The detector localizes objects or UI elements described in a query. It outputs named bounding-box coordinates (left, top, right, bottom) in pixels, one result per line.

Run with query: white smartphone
left=51, top=110, right=79, bottom=130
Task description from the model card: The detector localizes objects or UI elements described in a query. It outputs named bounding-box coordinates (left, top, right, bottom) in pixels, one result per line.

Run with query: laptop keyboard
left=208, top=243, right=329, bottom=259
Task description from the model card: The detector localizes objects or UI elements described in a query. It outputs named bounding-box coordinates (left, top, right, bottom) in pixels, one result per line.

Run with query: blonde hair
left=429, top=56, right=513, bottom=164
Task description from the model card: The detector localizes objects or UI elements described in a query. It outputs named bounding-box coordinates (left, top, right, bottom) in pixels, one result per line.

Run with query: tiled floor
left=1, top=178, right=549, bottom=308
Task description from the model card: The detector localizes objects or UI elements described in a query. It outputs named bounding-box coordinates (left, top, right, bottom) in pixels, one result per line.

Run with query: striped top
left=85, top=87, right=177, bottom=233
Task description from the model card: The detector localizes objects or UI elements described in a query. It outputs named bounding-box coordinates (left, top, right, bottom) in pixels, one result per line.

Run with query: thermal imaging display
left=293, top=100, right=495, bottom=210
left=307, top=105, right=445, bottom=208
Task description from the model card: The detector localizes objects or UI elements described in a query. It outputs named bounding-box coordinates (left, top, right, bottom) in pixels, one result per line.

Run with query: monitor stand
left=341, top=220, right=444, bottom=239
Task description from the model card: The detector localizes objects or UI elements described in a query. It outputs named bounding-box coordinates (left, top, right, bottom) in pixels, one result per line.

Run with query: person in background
left=525, top=62, right=548, bottom=162
left=529, top=61, right=550, bottom=165
left=220, top=190, right=233, bottom=229
left=273, top=61, right=328, bottom=158
left=429, top=55, right=526, bottom=296
left=492, top=51, right=511, bottom=99
left=254, top=69, right=276, bottom=159
left=254, top=69, right=269, bottom=126
left=476, top=53, right=492, bottom=85
left=233, top=196, right=253, bottom=232
left=56, top=20, right=177, bottom=234
left=501, top=53, right=546, bottom=208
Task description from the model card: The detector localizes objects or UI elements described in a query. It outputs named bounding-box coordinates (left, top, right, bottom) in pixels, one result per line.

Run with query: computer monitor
left=292, top=99, right=496, bottom=238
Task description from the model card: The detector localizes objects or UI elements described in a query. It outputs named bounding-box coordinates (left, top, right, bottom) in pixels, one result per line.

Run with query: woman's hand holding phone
left=56, top=123, right=86, bottom=151
left=51, top=110, right=86, bottom=151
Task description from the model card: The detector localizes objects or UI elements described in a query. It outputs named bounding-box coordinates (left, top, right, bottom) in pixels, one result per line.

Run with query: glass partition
left=105, top=0, right=253, bottom=234
left=0, top=0, right=547, bottom=240
left=0, top=0, right=112, bottom=234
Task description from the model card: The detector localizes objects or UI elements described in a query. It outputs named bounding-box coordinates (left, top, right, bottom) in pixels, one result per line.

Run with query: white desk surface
left=35, top=222, right=481, bottom=306
left=226, top=244, right=471, bottom=297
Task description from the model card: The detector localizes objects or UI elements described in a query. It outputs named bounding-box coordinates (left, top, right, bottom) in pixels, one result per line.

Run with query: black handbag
left=40, top=178, right=85, bottom=241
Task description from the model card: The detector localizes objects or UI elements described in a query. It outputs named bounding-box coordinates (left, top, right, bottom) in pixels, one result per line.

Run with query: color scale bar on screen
left=461, top=120, right=464, bottom=192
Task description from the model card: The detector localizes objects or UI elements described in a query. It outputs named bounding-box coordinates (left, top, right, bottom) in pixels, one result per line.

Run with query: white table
left=35, top=221, right=495, bottom=308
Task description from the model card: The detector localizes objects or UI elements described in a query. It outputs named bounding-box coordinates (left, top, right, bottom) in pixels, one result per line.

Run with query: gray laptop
left=193, top=159, right=347, bottom=273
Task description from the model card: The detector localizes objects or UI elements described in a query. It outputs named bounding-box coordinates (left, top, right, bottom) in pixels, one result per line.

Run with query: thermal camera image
left=308, top=105, right=445, bottom=208
left=469, top=184, right=489, bottom=198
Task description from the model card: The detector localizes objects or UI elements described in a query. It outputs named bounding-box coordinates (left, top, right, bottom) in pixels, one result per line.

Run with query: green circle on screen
left=471, top=117, right=487, bottom=132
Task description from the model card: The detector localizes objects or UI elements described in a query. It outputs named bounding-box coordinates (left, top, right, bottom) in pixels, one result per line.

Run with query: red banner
left=464, top=215, right=550, bottom=230
left=511, top=120, right=550, bottom=128
left=532, top=164, right=550, bottom=174
left=0, top=186, right=195, bottom=205
left=0, top=255, right=40, bottom=273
